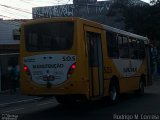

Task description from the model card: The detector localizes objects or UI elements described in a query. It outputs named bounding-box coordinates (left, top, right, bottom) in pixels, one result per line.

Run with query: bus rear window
left=25, top=22, right=74, bottom=51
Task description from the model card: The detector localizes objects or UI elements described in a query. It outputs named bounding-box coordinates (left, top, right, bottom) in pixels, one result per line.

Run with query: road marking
left=4, top=108, right=25, bottom=113
left=38, top=101, right=54, bottom=106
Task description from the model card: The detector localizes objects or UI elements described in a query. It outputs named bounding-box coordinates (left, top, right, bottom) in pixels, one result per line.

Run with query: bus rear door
left=85, top=26, right=104, bottom=97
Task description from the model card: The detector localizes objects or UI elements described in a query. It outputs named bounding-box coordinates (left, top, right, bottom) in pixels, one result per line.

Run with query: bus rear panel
left=20, top=18, right=89, bottom=100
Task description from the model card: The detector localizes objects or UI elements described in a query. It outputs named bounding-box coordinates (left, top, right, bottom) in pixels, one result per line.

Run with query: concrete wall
left=32, top=0, right=148, bottom=30
left=0, top=20, right=20, bottom=45
left=73, top=0, right=97, bottom=4
left=32, top=1, right=112, bottom=18
left=32, top=1, right=126, bottom=29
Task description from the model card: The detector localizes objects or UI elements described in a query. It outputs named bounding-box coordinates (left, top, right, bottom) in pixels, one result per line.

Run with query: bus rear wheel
left=109, top=80, right=119, bottom=104
left=136, top=78, right=145, bottom=96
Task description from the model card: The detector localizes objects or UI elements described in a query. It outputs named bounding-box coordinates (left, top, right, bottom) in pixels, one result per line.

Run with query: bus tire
left=137, top=76, right=145, bottom=96
left=109, top=79, right=119, bottom=104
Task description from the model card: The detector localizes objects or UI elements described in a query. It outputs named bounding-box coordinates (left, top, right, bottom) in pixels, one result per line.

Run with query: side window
left=139, top=40, right=145, bottom=59
left=129, top=39, right=138, bottom=59
left=87, top=32, right=101, bottom=67
left=118, top=35, right=129, bottom=58
left=129, top=39, right=145, bottom=59
left=106, top=31, right=119, bottom=58
left=118, top=36, right=123, bottom=58
left=122, top=36, right=129, bottom=58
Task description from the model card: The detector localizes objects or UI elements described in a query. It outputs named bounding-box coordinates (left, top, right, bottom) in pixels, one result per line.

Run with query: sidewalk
left=0, top=90, right=42, bottom=108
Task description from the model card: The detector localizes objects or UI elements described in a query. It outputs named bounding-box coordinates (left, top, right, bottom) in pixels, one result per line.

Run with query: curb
left=0, top=88, right=20, bottom=94
left=0, top=97, right=45, bottom=108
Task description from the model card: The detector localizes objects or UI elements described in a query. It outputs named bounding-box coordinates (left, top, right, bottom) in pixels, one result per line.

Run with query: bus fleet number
left=62, top=56, right=76, bottom=61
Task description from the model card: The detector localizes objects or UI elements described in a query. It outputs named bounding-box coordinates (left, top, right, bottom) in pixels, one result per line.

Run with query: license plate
left=43, top=75, right=55, bottom=81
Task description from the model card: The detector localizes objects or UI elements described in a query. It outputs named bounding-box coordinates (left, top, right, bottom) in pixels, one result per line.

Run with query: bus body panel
left=24, top=54, right=76, bottom=85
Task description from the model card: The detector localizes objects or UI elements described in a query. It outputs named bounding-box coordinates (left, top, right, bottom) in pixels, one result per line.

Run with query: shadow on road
left=18, top=92, right=159, bottom=120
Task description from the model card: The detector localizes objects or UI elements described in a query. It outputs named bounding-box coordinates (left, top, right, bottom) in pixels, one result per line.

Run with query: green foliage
left=123, top=2, right=160, bottom=46
left=150, top=0, right=160, bottom=5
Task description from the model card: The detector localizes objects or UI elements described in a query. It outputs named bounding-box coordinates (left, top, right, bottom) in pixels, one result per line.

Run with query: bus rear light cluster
left=23, top=65, right=31, bottom=76
left=67, top=63, right=76, bottom=79
left=23, top=66, right=28, bottom=72
left=71, top=64, right=76, bottom=69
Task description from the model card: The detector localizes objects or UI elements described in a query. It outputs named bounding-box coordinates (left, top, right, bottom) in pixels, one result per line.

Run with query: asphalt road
left=1, top=79, right=160, bottom=120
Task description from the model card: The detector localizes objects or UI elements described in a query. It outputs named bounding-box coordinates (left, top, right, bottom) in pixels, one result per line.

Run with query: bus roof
left=25, top=17, right=149, bottom=42
left=103, top=25, right=149, bottom=41
left=75, top=17, right=149, bottom=41
left=77, top=17, right=149, bottom=42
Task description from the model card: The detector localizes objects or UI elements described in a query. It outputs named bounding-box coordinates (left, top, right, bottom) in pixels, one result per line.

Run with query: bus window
left=139, top=40, right=145, bottom=59
left=87, top=32, right=101, bottom=67
left=28, top=33, right=38, bottom=51
left=123, top=37, right=129, bottom=58
left=106, top=31, right=119, bottom=58
left=25, top=22, right=74, bottom=51
left=129, top=39, right=138, bottom=59
left=118, top=35, right=129, bottom=58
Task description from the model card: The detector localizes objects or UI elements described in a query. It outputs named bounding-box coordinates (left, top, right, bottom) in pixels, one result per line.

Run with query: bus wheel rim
left=140, top=81, right=144, bottom=93
left=110, top=87, right=117, bottom=101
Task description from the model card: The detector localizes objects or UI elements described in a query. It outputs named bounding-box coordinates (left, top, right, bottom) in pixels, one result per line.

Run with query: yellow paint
left=20, top=17, right=150, bottom=100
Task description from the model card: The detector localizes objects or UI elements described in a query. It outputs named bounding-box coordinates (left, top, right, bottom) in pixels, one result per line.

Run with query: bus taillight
left=23, top=65, right=31, bottom=76
left=67, top=63, right=76, bottom=79
left=23, top=66, right=28, bottom=72
left=71, top=64, right=76, bottom=69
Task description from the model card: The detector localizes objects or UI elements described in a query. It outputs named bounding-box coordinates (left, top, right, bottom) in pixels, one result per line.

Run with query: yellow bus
left=20, top=17, right=152, bottom=104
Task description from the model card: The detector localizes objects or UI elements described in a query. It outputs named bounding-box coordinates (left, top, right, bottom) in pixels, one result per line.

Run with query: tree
left=150, top=0, right=160, bottom=5
left=123, top=2, right=160, bottom=46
